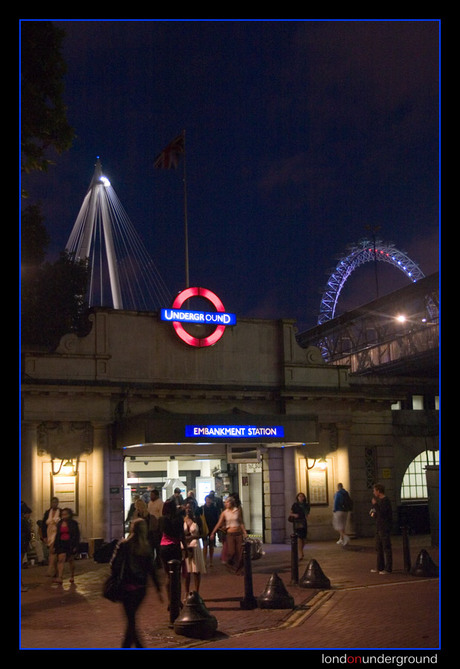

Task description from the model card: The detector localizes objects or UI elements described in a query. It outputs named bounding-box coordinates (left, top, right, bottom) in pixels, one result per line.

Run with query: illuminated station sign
left=185, top=425, right=285, bottom=438
left=161, top=286, right=236, bottom=347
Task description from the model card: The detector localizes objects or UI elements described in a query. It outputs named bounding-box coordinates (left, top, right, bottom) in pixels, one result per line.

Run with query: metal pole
left=168, top=559, right=182, bottom=625
left=290, top=533, right=299, bottom=585
left=401, top=525, right=411, bottom=573
left=240, top=540, right=257, bottom=610
left=182, top=130, right=189, bottom=288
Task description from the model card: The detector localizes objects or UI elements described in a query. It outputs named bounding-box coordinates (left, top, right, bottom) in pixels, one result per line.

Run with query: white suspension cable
left=65, top=160, right=172, bottom=311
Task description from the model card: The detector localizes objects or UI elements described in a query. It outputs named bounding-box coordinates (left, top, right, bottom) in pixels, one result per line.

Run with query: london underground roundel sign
left=161, top=287, right=236, bottom=347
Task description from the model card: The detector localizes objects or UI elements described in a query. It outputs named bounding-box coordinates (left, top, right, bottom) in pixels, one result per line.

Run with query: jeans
left=375, top=530, right=392, bottom=572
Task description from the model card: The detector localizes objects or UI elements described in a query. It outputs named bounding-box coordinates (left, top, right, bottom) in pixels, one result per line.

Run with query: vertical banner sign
left=161, top=287, right=236, bottom=347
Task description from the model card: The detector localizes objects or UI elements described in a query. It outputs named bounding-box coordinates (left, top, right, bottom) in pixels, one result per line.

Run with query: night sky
left=22, top=19, right=440, bottom=332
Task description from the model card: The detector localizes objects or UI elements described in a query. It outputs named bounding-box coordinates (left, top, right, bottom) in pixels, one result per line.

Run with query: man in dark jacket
left=371, top=483, right=393, bottom=574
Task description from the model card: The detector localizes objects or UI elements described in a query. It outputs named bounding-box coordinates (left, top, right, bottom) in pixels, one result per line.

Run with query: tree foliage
left=21, top=21, right=89, bottom=349
left=21, top=21, right=75, bottom=175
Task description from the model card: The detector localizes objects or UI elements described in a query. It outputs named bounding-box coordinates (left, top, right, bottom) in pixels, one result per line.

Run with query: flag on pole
left=154, top=132, right=185, bottom=169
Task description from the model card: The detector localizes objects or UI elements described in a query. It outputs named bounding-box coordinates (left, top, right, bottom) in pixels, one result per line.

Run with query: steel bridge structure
left=66, top=158, right=171, bottom=312
left=298, top=272, right=439, bottom=376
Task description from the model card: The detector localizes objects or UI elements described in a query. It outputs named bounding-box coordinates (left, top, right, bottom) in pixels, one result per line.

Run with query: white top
left=223, top=507, right=241, bottom=530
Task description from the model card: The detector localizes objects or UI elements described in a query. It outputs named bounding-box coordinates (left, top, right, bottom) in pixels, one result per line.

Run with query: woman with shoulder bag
left=289, top=493, right=310, bottom=560
left=110, top=517, right=163, bottom=648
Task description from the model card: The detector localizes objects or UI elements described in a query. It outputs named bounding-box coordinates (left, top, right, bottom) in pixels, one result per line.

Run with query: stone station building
left=21, top=303, right=437, bottom=548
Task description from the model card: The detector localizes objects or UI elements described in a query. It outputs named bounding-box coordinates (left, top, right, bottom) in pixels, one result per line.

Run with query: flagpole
left=182, top=130, right=190, bottom=288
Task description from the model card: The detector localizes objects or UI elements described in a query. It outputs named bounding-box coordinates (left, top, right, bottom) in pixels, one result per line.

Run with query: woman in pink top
left=210, top=494, right=247, bottom=575
left=54, top=508, right=80, bottom=584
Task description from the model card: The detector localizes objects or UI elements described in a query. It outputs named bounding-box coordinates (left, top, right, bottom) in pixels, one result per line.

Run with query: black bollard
left=401, top=525, right=411, bottom=572
left=240, top=539, right=258, bottom=610
left=299, top=559, right=331, bottom=589
left=174, top=591, right=218, bottom=639
left=258, top=572, right=295, bottom=609
left=290, top=533, right=299, bottom=585
left=411, top=549, right=439, bottom=578
left=168, top=559, right=182, bottom=626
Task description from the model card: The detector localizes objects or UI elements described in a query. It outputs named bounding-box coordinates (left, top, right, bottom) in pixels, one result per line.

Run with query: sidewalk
left=20, top=534, right=440, bottom=652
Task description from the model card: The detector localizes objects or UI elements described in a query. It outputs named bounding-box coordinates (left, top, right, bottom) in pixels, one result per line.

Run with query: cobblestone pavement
left=19, top=535, right=440, bottom=654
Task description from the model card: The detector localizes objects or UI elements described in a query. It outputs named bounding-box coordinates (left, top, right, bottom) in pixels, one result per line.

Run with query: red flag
left=154, top=133, right=185, bottom=169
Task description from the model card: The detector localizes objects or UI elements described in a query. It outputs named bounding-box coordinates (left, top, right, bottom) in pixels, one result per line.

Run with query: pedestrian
left=132, top=498, right=149, bottom=521
left=333, top=483, right=352, bottom=546
left=42, top=497, right=61, bottom=577
left=208, top=490, right=224, bottom=513
left=54, top=508, right=80, bottom=584
left=147, top=489, right=163, bottom=565
left=370, top=483, right=393, bottom=574
left=201, top=494, right=220, bottom=567
left=185, top=490, right=199, bottom=514
left=159, top=501, right=185, bottom=605
left=21, top=502, right=32, bottom=591
left=169, top=487, right=185, bottom=511
left=183, top=501, right=206, bottom=595
left=210, top=494, right=247, bottom=575
left=289, top=492, right=310, bottom=560
left=110, top=517, right=163, bottom=648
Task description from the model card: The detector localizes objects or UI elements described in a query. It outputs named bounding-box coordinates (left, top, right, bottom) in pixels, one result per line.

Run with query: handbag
left=103, top=548, right=125, bottom=602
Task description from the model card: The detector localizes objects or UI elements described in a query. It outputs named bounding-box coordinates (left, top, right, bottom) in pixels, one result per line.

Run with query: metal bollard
left=240, top=540, right=257, bottom=610
left=168, top=559, right=182, bottom=625
left=401, top=525, right=411, bottom=573
left=290, top=533, right=299, bottom=585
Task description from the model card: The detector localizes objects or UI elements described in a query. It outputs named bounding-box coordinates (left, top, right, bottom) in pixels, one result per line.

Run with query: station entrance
left=122, top=443, right=266, bottom=536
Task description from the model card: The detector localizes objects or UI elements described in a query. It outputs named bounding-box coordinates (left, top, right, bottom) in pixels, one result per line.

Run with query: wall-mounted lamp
left=307, top=457, right=328, bottom=470
left=51, top=457, right=79, bottom=477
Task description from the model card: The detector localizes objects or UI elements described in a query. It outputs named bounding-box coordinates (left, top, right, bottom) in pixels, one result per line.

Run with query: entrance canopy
left=116, top=409, right=319, bottom=457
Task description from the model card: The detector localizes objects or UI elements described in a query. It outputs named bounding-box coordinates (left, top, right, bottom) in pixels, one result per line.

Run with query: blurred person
left=110, top=517, right=163, bottom=648
left=159, top=501, right=185, bottom=607
left=147, top=489, right=163, bottom=565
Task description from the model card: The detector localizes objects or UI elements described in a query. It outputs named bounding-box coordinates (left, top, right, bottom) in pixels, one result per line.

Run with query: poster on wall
left=307, top=467, right=328, bottom=505
left=51, top=474, right=79, bottom=514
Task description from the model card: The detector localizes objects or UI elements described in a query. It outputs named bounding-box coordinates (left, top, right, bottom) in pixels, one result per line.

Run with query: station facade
left=21, top=291, right=438, bottom=546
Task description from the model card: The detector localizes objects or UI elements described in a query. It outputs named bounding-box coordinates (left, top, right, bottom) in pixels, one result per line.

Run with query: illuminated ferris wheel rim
left=317, top=239, right=425, bottom=325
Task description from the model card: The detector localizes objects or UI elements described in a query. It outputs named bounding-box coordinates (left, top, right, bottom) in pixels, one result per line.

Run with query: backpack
left=341, top=491, right=353, bottom=512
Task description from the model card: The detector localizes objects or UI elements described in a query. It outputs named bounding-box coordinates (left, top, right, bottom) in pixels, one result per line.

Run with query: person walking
left=201, top=494, right=220, bottom=568
left=132, top=498, right=149, bottom=521
left=21, top=502, right=32, bottom=592
left=158, top=501, right=186, bottom=607
left=210, top=494, right=247, bottom=575
left=147, top=489, right=163, bottom=566
left=333, top=483, right=352, bottom=546
left=110, top=517, right=163, bottom=648
left=42, top=497, right=61, bottom=578
left=54, top=508, right=80, bottom=584
left=183, top=501, right=206, bottom=595
left=289, top=492, right=310, bottom=560
left=370, top=483, right=393, bottom=574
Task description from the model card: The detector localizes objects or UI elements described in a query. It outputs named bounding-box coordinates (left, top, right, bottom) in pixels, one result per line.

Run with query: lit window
left=401, top=451, right=439, bottom=500
left=412, top=395, right=424, bottom=410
